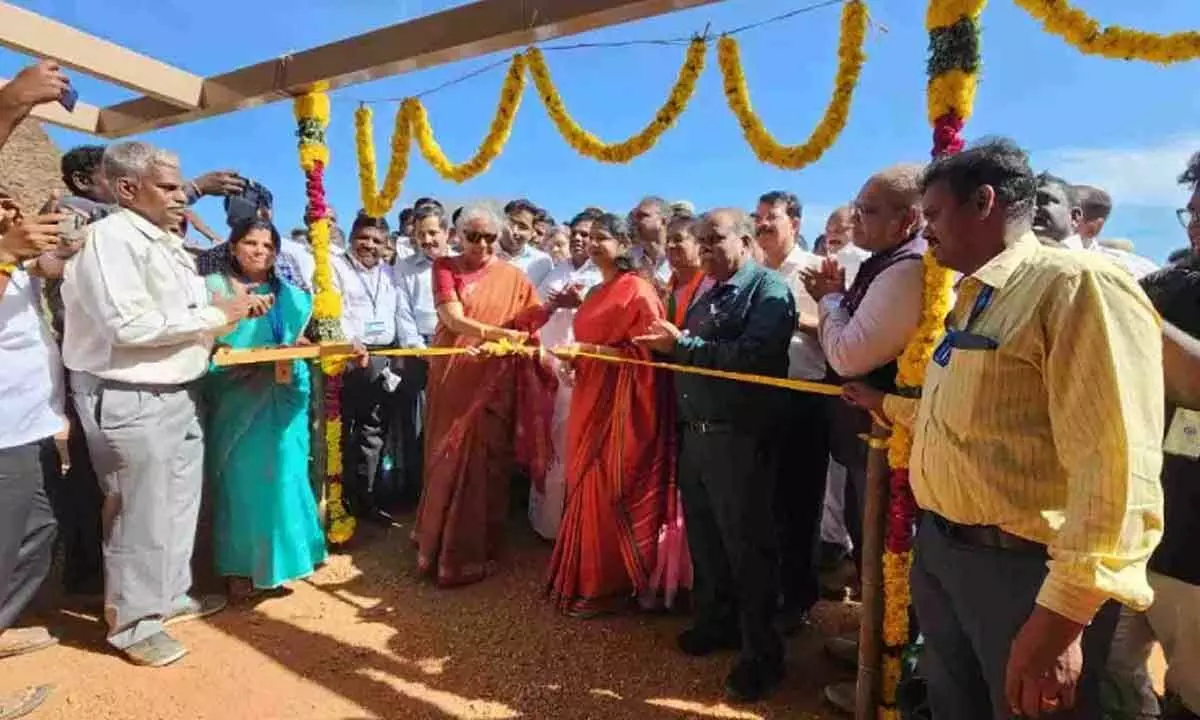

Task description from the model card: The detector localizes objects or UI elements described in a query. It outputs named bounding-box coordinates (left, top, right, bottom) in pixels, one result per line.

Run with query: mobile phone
left=59, top=85, right=78, bottom=113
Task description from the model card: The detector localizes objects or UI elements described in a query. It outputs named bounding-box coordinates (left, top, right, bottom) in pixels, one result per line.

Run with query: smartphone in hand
left=59, top=85, right=78, bottom=113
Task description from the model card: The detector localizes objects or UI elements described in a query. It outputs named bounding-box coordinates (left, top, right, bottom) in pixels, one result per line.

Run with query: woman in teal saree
left=203, top=219, right=326, bottom=595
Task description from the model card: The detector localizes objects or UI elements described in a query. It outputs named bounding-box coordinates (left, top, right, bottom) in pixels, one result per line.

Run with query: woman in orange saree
left=546, top=213, right=674, bottom=616
left=414, top=203, right=555, bottom=587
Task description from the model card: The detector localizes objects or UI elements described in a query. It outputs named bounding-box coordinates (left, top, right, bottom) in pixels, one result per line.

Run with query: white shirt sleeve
left=71, top=224, right=227, bottom=348
left=818, top=259, right=925, bottom=378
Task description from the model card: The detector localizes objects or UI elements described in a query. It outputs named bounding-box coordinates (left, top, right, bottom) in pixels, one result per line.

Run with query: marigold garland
left=526, top=39, right=705, bottom=164
left=1013, top=0, right=1200, bottom=64
left=716, top=0, right=867, bottom=170
left=407, top=52, right=527, bottom=181
left=355, top=103, right=413, bottom=219
left=875, top=2, right=977, bottom=715
left=294, top=89, right=354, bottom=545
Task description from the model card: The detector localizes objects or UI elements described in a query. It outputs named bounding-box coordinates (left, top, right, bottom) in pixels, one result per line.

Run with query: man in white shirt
left=333, top=213, right=402, bottom=523
left=1037, top=177, right=1159, bottom=279
left=821, top=206, right=872, bottom=286
left=537, top=211, right=604, bottom=301
left=753, top=190, right=829, bottom=633
left=802, top=165, right=928, bottom=712
left=816, top=206, right=870, bottom=572
left=391, top=205, right=451, bottom=507
left=499, top=199, right=553, bottom=287
left=630, top=195, right=674, bottom=288
left=62, top=141, right=262, bottom=668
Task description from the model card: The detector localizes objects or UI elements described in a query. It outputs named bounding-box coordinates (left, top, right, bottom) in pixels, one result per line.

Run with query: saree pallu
left=415, top=259, right=554, bottom=586
left=203, top=276, right=327, bottom=589
left=547, top=273, right=675, bottom=616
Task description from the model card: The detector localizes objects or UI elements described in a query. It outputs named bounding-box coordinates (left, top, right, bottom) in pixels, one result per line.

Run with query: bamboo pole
left=309, top=364, right=328, bottom=530
left=855, top=422, right=892, bottom=720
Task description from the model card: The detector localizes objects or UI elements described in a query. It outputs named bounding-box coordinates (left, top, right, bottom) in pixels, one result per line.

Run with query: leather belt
left=679, top=420, right=735, bottom=434
left=928, top=512, right=1047, bottom=556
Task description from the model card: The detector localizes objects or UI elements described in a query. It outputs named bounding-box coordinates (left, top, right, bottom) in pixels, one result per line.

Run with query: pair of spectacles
left=463, top=230, right=498, bottom=245
left=1177, top=208, right=1197, bottom=229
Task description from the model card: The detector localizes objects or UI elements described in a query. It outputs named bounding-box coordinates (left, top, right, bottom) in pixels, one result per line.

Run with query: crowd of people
left=1, top=59, right=1199, bottom=720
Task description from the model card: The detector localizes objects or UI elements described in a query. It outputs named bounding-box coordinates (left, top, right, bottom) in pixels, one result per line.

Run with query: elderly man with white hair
left=61, top=141, right=266, bottom=667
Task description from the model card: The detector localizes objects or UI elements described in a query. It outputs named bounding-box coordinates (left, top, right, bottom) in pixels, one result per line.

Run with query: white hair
left=454, top=201, right=504, bottom=234
left=101, top=141, right=180, bottom=185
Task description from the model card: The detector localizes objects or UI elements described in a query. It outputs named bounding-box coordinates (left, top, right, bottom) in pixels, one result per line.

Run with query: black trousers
left=773, top=392, right=830, bottom=613
left=911, top=513, right=1118, bottom=720
left=44, top=397, right=104, bottom=595
left=678, top=425, right=783, bottom=663
left=0, top=440, right=57, bottom=630
left=383, top=358, right=427, bottom=509
left=341, top=358, right=401, bottom=517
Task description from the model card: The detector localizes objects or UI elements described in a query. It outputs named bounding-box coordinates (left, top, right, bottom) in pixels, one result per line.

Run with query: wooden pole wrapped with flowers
left=295, top=89, right=357, bottom=546
left=871, top=2, right=981, bottom=718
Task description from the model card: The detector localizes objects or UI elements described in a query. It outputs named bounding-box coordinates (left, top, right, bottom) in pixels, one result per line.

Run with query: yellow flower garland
left=407, top=53, right=527, bottom=182
left=1013, top=0, right=1200, bottom=64
left=882, top=551, right=913, bottom=647
left=924, top=0, right=986, bottom=125
left=355, top=104, right=413, bottom=219
left=526, top=39, right=705, bottom=164
left=716, top=0, right=867, bottom=170
left=889, top=253, right=955, bottom=468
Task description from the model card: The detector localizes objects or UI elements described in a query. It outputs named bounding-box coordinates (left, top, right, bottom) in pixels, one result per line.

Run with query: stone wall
left=0, top=120, right=63, bottom=212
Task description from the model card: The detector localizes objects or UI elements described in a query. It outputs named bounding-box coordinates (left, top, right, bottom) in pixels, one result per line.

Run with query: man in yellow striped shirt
left=845, top=138, right=1164, bottom=719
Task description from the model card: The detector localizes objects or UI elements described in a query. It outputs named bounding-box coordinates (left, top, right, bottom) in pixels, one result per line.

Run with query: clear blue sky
left=3, top=0, right=1199, bottom=262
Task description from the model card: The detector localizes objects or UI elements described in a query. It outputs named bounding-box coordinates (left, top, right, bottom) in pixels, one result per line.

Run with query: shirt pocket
left=937, top=347, right=1005, bottom=433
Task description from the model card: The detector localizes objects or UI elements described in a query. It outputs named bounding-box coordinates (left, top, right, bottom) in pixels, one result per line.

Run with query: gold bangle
left=0, top=262, right=17, bottom=277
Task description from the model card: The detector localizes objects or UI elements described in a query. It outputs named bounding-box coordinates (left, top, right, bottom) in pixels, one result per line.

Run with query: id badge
left=1163, top=408, right=1200, bottom=460
left=365, top=320, right=385, bottom=342
left=274, top=361, right=292, bottom=385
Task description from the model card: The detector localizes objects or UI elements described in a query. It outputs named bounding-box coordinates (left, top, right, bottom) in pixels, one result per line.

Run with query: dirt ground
left=7, top=514, right=862, bottom=720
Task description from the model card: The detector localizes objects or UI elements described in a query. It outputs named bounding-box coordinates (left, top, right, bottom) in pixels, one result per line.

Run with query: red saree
left=546, top=273, right=674, bottom=616
left=414, top=257, right=554, bottom=586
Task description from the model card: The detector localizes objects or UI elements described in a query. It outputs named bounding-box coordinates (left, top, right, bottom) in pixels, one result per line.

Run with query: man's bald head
left=869, top=163, right=925, bottom=208
left=697, top=207, right=754, bottom=281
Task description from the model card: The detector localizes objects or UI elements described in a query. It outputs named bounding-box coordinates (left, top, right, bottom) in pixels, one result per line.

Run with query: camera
left=224, top=177, right=274, bottom=227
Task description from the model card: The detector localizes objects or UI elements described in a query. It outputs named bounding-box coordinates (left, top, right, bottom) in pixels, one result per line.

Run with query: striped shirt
left=884, top=233, right=1164, bottom=624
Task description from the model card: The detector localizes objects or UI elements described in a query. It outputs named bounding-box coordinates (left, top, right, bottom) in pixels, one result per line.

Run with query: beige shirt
left=62, top=209, right=227, bottom=385
left=818, top=239, right=926, bottom=379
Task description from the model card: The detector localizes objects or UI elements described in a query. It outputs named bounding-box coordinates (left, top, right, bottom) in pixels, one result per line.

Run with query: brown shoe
left=0, top=628, right=57, bottom=660
left=0, top=685, right=52, bottom=720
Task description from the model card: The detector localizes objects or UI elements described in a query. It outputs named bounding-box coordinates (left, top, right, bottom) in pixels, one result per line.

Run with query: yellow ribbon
left=213, top=341, right=842, bottom=396
left=558, top=347, right=842, bottom=396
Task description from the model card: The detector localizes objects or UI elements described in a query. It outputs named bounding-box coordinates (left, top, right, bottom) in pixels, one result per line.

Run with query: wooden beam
left=0, top=1, right=204, bottom=109
left=96, top=0, right=721, bottom=138
left=0, top=77, right=101, bottom=134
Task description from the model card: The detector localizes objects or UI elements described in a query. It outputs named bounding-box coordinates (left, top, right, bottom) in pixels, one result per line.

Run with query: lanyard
left=354, top=264, right=384, bottom=315
left=933, top=283, right=996, bottom=367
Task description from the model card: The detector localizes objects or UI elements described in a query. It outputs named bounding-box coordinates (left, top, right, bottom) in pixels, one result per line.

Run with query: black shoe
left=724, top=656, right=785, bottom=703
left=676, top=626, right=741, bottom=657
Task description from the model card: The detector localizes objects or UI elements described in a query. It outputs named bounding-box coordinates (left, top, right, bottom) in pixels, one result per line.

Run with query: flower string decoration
left=876, top=1, right=975, bottom=716
left=1013, top=0, right=1200, bottom=64
left=294, top=89, right=355, bottom=545
left=526, top=38, right=705, bottom=163
left=716, top=0, right=867, bottom=170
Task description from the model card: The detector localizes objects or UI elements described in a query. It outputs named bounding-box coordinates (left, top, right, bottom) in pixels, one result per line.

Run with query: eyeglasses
left=463, top=230, right=498, bottom=245
left=1177, top=208, right=1197, bottom=229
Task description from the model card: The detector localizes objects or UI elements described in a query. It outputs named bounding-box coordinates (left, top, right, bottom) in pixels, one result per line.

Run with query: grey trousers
left=911, top=513, right=1116, bottom=720
left=0, top=441, right=57, bottom=631
left=71, top=375, right=204, bottom=650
